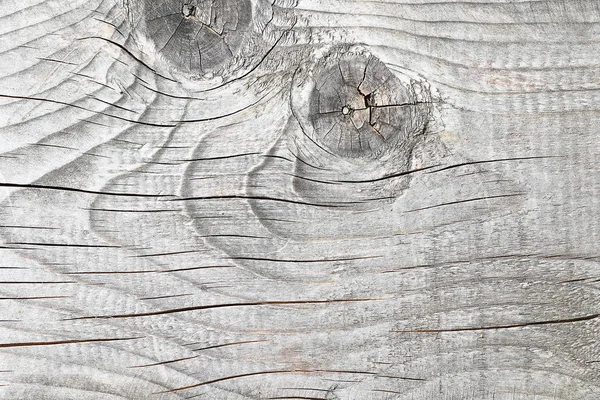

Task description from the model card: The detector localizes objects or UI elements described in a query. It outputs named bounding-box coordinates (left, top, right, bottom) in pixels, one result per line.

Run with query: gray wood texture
left=0, top=0, right=598, bottom=398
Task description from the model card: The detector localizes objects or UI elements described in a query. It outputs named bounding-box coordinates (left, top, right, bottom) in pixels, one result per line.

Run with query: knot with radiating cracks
left=299, top=49, right=434, bottom=161
left=126, top=0, right=256, bottom=74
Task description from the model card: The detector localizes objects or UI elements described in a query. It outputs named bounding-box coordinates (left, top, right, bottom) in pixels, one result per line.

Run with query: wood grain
left=0, top=0, right=598, bottom=398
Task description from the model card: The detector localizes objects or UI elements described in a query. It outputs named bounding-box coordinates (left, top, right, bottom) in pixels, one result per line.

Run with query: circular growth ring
left=126, top=0, right=256, bottom=74
left=292, top=46, right=434, bottom=161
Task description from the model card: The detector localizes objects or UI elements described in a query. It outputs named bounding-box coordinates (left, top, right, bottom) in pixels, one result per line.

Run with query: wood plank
left=0, top=0, right=598, bottom=398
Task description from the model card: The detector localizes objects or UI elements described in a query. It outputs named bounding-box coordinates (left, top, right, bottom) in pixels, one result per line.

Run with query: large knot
left=306, top=52, right=433, bottom=159
left=127, top=0, right=253, bottom=74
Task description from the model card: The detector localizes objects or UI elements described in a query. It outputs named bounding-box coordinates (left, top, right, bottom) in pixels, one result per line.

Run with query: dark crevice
left=177, top=152, right=262, bottom=162
left=230, top=256, right=381, bottom=263
left=365, top=94, right=374, bottom=130
left=133, top=250, right=203, bottom=258
left=428, top=156, right=563, bottom=174
left=157, top=265, right=235, bottom=273
left=333, top=165, right=438, bottom=184
left=354, top=86, right=382, bottom=136
left=0, top=337, right=142, bottom=348
left=155, top=368, right=415, bottom=394
left=190, top=339, right=267, bottom=352
left=393, top=313, right=600, bottom=333
left=66, top=298, right=382, bottom=320
left=7, top=242, right=120, bottom=248
left=138, top=294, right=192, bottom=301
left=129, top=355, right=198, bottom=368
left=78, top=37, right=177, bottom=83
left=0, top=296, right=70, bottom=300
left=168, top=194, right=356, bottom=208
left=85, top=208, right=180, bottom=213
left=404, top=193, right=525, bottom=213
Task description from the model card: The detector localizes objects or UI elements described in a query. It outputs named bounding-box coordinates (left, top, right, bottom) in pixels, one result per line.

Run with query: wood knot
left=292, top=47, right=434, bottom=161
left=127, top=0, right=255, bottom=74
left=284, top=46, right=440, bottom=209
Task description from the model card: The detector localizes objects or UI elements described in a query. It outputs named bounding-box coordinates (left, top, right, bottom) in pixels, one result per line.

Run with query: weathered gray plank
left=0, top=0, right=598, bottom=399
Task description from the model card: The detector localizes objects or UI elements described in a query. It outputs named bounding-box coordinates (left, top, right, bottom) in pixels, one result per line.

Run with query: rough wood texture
left=0, top=0, right=598, bottom=399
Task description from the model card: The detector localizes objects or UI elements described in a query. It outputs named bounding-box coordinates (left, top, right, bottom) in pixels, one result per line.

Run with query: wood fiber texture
left=0, top=0, right=598, bottom=399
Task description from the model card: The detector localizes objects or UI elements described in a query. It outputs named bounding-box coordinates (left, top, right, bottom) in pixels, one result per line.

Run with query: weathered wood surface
left=0, top=0, right=598, bottom=398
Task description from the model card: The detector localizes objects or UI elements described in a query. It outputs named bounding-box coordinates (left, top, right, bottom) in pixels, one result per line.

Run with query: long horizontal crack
left=404, top=193, right=525, bottom=213
left=230, top=256, right=381, bottom=263
left=167, top=195, right=359, bottom=208
left=428, top=156, right=563, bottom=174
left=0, top=182, right=171, bottom=198
left=0, top=337, right=142, bottom=348
left=66, top=298, right=384, bottom=320
left=155, top=369, right=422, bottom=394
left=393, top=314, right=600, bottom=333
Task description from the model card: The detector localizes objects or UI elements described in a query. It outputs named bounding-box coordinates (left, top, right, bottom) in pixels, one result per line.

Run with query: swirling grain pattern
left=0, top=0, right=599, bottom=399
